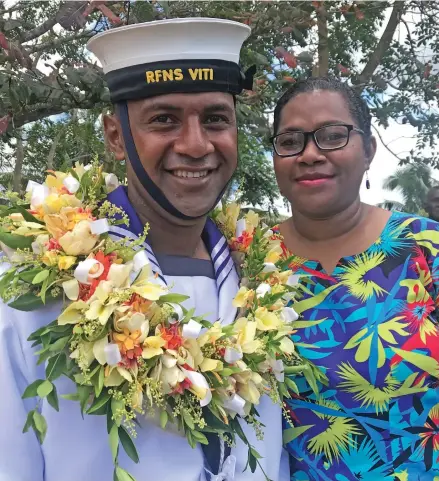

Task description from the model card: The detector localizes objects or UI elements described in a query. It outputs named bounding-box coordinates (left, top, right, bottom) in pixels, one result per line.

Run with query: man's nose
left=173, top=117, right=215, bottom=159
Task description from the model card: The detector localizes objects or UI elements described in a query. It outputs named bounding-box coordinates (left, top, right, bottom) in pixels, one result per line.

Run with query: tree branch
left=372, top=124, right=404, bottom=163
left=356, top=1, right=405, bottom=91
left=28, top=31, right=93, bottom=54
left=316, top=2, right=329, bottom=76
left=22, top=1, right=84, bottom=43
left=10, top=99, right=98, bottom=131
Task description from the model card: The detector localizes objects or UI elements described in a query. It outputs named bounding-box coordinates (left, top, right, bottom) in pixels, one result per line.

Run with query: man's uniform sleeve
left=0, top=304, right=44, bottom=481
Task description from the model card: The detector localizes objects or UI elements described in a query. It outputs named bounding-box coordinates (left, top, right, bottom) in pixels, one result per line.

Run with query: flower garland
left=0, top=164, right=325, bottom=481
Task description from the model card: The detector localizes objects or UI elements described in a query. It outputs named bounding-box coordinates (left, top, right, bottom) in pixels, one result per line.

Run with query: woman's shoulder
left=387, top=210, right=439, bottom=234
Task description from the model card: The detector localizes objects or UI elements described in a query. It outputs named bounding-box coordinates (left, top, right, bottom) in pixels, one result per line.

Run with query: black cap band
left=106, top=59, right=255, bottom=103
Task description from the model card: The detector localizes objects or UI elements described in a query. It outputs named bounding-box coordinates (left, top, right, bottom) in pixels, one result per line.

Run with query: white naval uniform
left=0, top=188, right=289, bottom=481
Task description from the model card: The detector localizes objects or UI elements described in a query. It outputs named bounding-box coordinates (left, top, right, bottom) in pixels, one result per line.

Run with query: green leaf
left=191, top=430, right=208, bottom=445
left=36, top=380, right=53, bottom=398
left=283, top=425, right=313, bottom=445
left=160, top=294, right=190, bottom=303
left=78, top=385, right=93, bottom=414
left=22, top=379, right=44, bottom=399
left=19, top=268, right=44, bottom=283
left=40, top=269, right=57, bottom=304
left=33, top=411, right=47, bottom=443
left=47, top=385, right=59, bottom=412
left=87, top=390, right=111, bottom=414
left=9, top=292, right=45, bottom=312
left=32, top=270, right=50, bottom=285
left=91, top=366, right=105, bottom=398
left=115, top=467, right=136, bottom=481
left=248, top=448, right=257, bottom=473
left=0, top=268, right=17, bottom=294
left=49, top=336, right=70, bottom=352
left=109, top=423, right=119, bottom=463
left=23, top=409, right=35, bottom=433
left=182, top=411, right=195, bottom=430
left=160, top=410, right=168, bottom=429
left=46, top=353, right=67, bottom=381
left=0, top=230, right=34, bottom=249
left=285, top=377, right=299, bottom=395
left=119, top=426, right=139, bottom=464
left=61, top=393, right=80, bottom=402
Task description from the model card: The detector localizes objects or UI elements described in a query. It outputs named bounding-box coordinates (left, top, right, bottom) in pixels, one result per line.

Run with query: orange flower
left=229, top=231, right=254, bottom=253
left=160, top=325, right=183, bottom=350
left=125, top=293, right=152, bottom=314
left=113, top=328, right=143, bottom=359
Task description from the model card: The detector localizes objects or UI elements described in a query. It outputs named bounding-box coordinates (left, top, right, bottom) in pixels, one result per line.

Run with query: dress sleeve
left=0, top=304, right=44, bottom=481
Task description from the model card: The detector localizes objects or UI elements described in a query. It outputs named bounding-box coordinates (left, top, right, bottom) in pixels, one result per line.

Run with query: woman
left=272, top=77, right=439, bottom=481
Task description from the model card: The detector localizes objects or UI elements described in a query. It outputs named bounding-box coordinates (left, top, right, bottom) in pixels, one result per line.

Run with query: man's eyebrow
left=203, top=103, right=234, bottom=114
left=142, top=102, right=182, bottom=112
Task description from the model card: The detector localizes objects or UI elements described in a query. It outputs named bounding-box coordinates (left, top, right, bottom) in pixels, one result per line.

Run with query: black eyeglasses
left=271, top=124, right=364, bottom=157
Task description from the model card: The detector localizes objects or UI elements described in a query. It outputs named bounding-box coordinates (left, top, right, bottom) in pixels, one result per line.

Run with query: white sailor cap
left=87, top=17, right=254, bottom=103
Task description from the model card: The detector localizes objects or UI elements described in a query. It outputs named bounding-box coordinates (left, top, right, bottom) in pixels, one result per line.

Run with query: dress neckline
left=277, top=211, right=401, bottom=276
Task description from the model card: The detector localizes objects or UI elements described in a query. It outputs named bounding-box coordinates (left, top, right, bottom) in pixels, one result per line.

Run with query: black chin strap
left=117, top=101, right=232, bottom=221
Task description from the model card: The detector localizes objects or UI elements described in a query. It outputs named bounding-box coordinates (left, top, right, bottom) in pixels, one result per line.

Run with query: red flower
left=172, top=377, right=192, bottom=395
left=46, top=238, right=62, bottom=251
left=160, top=325, right=183, bottom=351
left=79, top=251, right=117, bottom=301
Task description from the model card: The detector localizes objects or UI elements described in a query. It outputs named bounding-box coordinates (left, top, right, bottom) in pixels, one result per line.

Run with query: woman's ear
left=365, top=135, right=377, bottom=170
left=103, top=113, right=125, bottom=161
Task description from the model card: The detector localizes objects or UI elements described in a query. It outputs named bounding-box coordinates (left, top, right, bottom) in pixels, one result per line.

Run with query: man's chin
left=173, top=199, right=217, bottom=218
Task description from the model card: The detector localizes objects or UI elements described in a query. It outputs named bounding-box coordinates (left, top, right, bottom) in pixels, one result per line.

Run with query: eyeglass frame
left=270, top=123, right=365, bottom=157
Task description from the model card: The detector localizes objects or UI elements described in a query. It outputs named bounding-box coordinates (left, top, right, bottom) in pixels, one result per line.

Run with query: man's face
left=426, top=188, right=439, bottom=221
left=107, top=92, right=238, bottom=218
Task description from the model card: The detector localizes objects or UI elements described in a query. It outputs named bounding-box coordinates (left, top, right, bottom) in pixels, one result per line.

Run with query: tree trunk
left=316, top=3, right=329, bottom=76
left=355, top=1, right=405, bottom=91
left=13, top=134, right=24, bottom=193
left=47, top=128, right=63, bottom=171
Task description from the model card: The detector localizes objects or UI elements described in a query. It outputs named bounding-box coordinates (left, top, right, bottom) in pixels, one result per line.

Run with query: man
left=425, top=185, right=439, bottom=222
left=0, top=18, right=288, bottom=481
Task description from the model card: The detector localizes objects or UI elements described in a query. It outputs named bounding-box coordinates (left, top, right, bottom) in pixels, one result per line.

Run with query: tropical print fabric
left=280, top=212, right=439, bottom=481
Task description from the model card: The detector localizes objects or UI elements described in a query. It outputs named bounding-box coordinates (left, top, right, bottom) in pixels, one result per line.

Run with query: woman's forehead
left=279, top=90, right=354, bottom=129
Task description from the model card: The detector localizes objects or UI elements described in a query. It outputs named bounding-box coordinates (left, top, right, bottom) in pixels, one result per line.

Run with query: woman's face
left=273, top=90, right=376, bottom=219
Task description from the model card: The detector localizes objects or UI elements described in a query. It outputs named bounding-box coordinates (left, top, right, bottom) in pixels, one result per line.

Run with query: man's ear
left=365, top=135, right=377, bottom=170
left=103, top=113, right=125, bottom=161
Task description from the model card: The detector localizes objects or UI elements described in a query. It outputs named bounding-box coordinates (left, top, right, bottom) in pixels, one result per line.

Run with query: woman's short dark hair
left=273, top=77, right=372, bottom=154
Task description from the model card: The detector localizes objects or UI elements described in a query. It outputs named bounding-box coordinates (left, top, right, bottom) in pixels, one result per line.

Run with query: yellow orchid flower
left=58, top=300, right=88, bottom=325
left=58, top=256, right=77, bottom=271
left=234, top=318, right=262, bottom=354
left=237, top=381, right=261, bottom=405
left=42, top=250, right=59, bottom=267
left=198, top=322, right=223, bottom=347
left=46, top=171, right=68, bottom=190
left=59, top=220, right=98, bottom=256
left=86, top=299, right=117, bottom=325
left=132, top=281, right=167, bottom=301
left=142, top=335, right=166, bottom=359
left=232, top=287, right=255, bottom=308
left=279, top=336, right=296, bottom=354
left=200, top=358, right=223, bottom=372
left=244, top=210, right=259, bottom=232
left=265, top=244, right=283, bottom=265
left=254, top=307, right=281, bottom=331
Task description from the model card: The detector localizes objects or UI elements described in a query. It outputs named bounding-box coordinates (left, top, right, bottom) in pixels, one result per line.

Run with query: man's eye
left=151, top=115, right=175, bottom=124
left=205, top=115, right=228, bottom=124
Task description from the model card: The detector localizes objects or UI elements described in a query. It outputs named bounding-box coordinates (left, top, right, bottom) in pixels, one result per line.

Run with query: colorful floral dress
left=280, top=212, right=439, bottom=481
